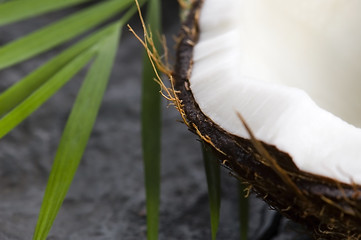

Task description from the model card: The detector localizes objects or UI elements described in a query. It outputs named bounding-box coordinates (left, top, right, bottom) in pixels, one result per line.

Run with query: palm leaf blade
left=0, top=22, right=119, bottom=116
left=0, top=0, right=133, bottom=70
left=202, top=144, right=221, bottom=240
left=32, top=24, right=120, bottom=240
left=0, top=0, right=90, bottom=26
left=141, top=0, right=162, bottom=239
left=0, top=47, right=96, bottom=139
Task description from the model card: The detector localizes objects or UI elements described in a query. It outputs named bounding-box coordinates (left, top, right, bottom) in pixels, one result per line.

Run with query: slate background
left=0, top=1, right=312, bottom=239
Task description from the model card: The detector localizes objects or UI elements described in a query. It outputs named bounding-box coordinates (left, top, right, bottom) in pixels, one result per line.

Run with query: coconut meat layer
left=190, top=0, right=361, bottom=184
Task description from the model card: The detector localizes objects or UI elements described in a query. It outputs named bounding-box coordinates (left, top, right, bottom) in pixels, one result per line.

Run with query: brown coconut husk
left=131, top=0, right=361, bottom=239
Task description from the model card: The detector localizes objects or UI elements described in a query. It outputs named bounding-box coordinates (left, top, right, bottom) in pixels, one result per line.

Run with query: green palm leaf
left=0, top=22, right=119, bottom=117
left=33, top=23, right=120, bottom=240
left=202, top=144, right=221, bottom=240
left=0, top=0, right=134, bottom=70
left=141, top=0, right=162, bottom=239
left=0, top=47, right=96, bottom=138
left=0, top=0, right=90, bottom=26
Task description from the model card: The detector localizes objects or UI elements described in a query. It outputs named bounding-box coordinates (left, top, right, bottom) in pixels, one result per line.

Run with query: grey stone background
left=0, top=1, right=312, bottom=239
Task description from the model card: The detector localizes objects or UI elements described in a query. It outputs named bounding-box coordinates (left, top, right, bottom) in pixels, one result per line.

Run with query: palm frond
left=141, top=0, right=162, bottom=239
left=0, top=21, right=121, bottom=117
left=33, top=22, right=121, bottom=240
left=0, top=0, right=90, bottom=26
left=202, top=144, right=221, bottom=240
left=0, top=0, right=133, bottom=69
left=0, top=46, right=96, bottom=138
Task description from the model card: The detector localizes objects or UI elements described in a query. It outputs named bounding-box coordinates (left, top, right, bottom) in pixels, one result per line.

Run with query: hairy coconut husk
left=131, top=0, right=361, bottom=239
left=172, top=1, right=361, bottom=239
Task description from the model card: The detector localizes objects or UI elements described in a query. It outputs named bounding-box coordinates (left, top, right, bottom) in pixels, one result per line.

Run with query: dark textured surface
left=0, top=1, right=312, bottom=239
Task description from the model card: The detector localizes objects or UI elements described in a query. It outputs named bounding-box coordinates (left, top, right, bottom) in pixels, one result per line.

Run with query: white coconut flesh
left=190, top=0, right=361, bottom=185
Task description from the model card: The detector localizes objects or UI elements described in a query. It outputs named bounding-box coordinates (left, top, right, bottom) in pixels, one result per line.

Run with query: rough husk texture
left=169, top=0, right=361, bottom=239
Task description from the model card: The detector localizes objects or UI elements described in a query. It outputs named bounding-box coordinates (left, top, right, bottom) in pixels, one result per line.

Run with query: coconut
left=169, top=0, right=361, bottom=239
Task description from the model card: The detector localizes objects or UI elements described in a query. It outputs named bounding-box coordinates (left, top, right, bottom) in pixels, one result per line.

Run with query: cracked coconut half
left=168, top=0, right=361, bottom=239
